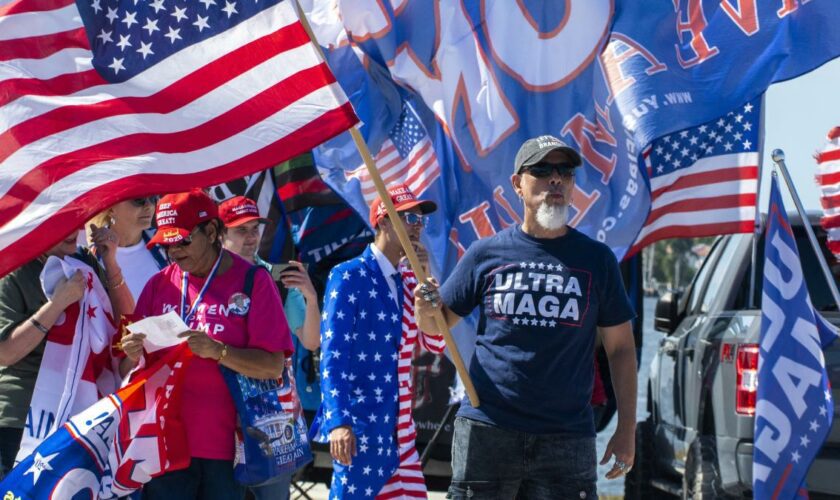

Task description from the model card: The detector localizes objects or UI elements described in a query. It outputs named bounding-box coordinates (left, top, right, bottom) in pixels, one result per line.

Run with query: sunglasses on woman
left=170, top=235, right=193, bottom=248
left=130, top=196, right=159, bottom=207
left=167, top=222, right=213, bottom=249
left=162, top=229, right=196, bottom=250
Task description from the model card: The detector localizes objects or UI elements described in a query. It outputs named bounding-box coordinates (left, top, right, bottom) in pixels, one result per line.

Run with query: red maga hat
left=369, top=184, right=436, bottom=228
left=218, top=196, right=269, bottom=228
left=147, top=189, right=218, bottom=248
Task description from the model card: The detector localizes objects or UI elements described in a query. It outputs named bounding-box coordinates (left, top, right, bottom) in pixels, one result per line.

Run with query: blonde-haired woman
left=87, top=197, right=167, bottom=303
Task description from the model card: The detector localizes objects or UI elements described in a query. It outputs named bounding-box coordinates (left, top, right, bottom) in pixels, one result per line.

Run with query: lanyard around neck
left=180, top=251, right=223, bottom=323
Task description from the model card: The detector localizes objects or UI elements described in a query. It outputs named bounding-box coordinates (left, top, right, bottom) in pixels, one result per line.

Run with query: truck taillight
left=736, top=344, right=759, bottom=415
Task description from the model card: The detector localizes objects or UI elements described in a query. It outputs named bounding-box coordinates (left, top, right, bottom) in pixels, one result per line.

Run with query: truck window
left=699, top=234, right=747, bottom=313
left=736, top=225, right=840, bottom=311
left=686, top=236, right=725, bottom=314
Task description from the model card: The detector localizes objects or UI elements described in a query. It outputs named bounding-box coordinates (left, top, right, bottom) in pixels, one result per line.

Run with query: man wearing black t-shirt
left=415, top=135, right=637, bottom=499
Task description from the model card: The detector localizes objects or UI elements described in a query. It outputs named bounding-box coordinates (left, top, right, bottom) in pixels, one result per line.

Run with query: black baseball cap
left=513, top=135, right=583, bottom=174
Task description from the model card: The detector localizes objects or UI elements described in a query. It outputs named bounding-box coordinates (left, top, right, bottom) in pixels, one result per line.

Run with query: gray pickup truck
left=625, top=213, right=840, bottom=499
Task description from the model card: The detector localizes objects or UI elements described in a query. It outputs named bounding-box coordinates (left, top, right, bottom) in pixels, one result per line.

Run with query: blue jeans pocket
left=451, top=418, right=524, bottom=481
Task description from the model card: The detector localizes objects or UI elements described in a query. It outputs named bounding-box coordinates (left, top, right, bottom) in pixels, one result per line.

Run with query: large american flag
left=816, top=127, right=840, bottom=260
left=0, top=0, right=357, bottom=278
left=628, top=99, right=761, bottom=255
left=345, top=100, right=441, bottom=204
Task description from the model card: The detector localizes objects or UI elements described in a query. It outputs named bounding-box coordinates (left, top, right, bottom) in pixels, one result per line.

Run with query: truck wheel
left=683, top=435, right=731, bottom=499
left=625, top=418, right=670, bottom=499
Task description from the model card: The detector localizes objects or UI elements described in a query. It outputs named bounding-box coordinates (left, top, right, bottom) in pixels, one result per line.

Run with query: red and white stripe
left=0, top=0, right=357, bottom=278
left=628, top=151, right=758, bottom=255
left=345, top=137, right=441, bottom=206
left=278, top=358, right=301, bottom=414
left=376, top=266, right=444, bottom=499
left=816, top=127, right=840, bottom=259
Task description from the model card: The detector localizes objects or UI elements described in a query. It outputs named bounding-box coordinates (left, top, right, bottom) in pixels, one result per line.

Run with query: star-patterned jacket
left=311, top=246, right=403, bottom=456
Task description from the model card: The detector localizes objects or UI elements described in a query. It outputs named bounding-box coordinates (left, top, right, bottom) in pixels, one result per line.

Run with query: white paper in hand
left=126, top=311, right=189, bottom=352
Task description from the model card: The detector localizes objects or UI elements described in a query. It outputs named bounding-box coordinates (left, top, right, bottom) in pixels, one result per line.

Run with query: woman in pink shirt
left=120, top=190, right=293, bottom=500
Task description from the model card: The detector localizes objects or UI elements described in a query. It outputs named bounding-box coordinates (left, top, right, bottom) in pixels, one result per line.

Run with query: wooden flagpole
left=292, top=2, right=480, bottom=407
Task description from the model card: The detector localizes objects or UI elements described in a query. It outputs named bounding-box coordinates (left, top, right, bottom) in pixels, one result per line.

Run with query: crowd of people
left=0, top=135, right=638, bottom=500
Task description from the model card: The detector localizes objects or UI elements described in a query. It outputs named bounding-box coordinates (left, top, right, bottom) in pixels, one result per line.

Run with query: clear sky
left=762, top=57, right=840, bottom=212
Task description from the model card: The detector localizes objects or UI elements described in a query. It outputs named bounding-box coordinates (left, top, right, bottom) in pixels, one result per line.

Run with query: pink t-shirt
left=135, top=253, right=293, bottom=460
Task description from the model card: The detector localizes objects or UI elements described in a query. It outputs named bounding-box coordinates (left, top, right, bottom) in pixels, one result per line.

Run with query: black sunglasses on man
left=522, top=162, right=577, bottom=179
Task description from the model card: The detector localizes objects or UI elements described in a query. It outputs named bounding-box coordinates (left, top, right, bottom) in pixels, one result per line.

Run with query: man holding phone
left=311, top=184, right=445, bottom=499
left=218, top=196, right=320, bottom=351
left=218, top=195, right=321, bottom=500
left=271, top=262, right=308, bottom=281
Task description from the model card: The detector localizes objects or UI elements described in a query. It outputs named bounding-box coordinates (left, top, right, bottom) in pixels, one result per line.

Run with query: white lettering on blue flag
left=314, top=2, right=840, bottom=269
left=65, top=395, right=120, bottom=471
left=754, top=177, right=837, bottom=498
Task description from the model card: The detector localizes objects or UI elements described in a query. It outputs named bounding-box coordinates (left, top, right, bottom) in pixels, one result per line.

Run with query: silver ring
left=615, top=460, right=627, bottom=470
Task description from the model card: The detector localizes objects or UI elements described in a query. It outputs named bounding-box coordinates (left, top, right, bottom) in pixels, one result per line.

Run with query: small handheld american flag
left=345, top=100, right=441, bottom=205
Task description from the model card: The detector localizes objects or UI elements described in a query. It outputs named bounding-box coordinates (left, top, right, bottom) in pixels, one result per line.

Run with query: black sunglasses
left=522, top=162, right=576, bottom=179
left=167, top=221, right=214, bottom=249
left=170, top=235, right=193, bottom=248
left=130, top=196, right=159, bottom=207
left=162, top=234, right=193, bottom=251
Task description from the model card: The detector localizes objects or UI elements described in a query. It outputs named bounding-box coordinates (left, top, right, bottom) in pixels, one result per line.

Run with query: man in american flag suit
left=311, top=184, right=444, bottom=499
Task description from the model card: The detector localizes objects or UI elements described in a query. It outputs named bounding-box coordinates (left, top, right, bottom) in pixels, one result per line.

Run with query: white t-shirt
left=116, top=240, right=161, bottom=301
left=370, top=243, right=400, bottom=307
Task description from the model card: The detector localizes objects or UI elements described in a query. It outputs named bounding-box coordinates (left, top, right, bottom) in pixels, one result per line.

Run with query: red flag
left=108, top=344, right=193, bottom=495
left=0, top=0, right=358, bottom=278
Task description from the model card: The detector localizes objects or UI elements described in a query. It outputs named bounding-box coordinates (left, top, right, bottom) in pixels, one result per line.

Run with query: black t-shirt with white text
left=440, top=225, right=635, bottom=435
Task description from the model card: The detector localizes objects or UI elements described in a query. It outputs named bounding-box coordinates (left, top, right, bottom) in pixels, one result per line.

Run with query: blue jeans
left=142, top=458, right=245, bottom=500
left=447, top=417, right=597, bottom=500
left=249, top=471, right=292, bottom=500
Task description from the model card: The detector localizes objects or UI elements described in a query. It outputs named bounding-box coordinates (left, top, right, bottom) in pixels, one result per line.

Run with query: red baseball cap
left=147, top=189, right=219, bottom=248
left=369, top=184, right=437, bottom=228
left=218, top=196, right=269, bottom=228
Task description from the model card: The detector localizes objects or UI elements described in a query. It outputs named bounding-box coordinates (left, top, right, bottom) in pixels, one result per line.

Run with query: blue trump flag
left=303, top=1, right=840, bottom=269
left=754, top=176, right=838, bottom=498
left=0, top=344, right=192, bottom=499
